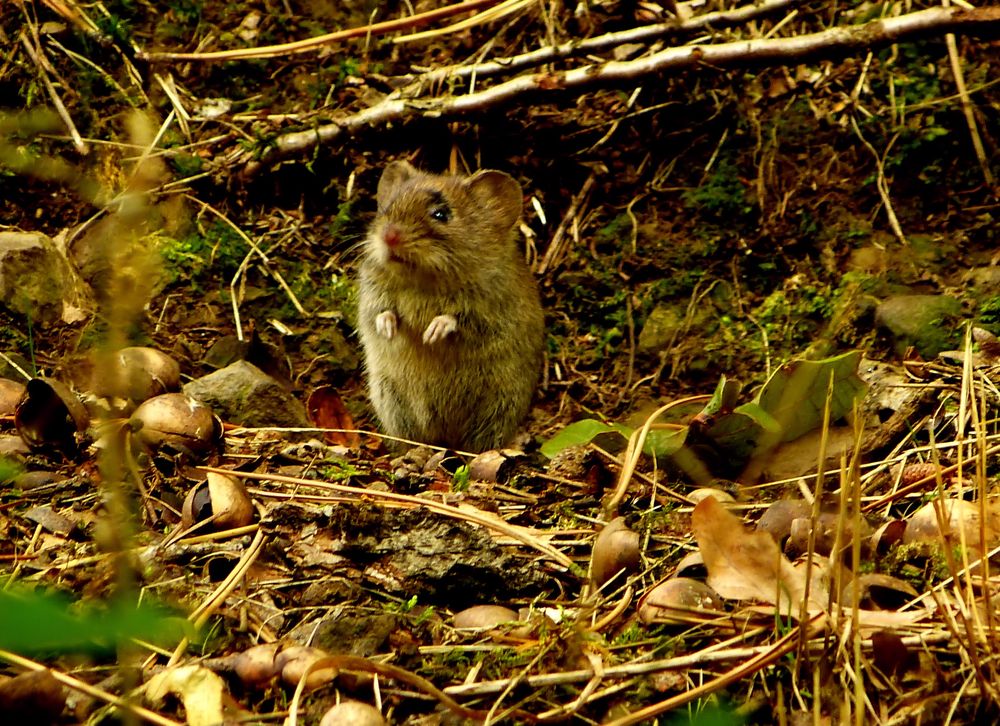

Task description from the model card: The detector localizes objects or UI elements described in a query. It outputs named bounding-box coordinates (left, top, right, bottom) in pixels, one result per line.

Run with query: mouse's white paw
left=375, top=310, right=398, bottom=339
left=423, top=314, right=457, bottom=344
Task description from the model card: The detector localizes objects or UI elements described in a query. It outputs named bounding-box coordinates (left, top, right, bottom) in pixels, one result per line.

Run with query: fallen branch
left=239, top=6, right=1000, bottom=176
left=401, top=0, right=799, bottom=86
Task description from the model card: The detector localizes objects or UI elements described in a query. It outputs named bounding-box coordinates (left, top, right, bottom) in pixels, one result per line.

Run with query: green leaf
left=644, top=427, right=688, bottom=458
left=754, top=350, right=867, bottom=443
left=0, top=587, right=188, bottom=655
left=540, top=419, right=631, bottom=458
left=0, top=456, right=24, bottom=484
left=732, top=402, right=782, bottom=434
left=541, top=418, right=688, bottom=460
left=701, top=376, right=742, bottom=418
left=705, top=410, right=765, bottom=463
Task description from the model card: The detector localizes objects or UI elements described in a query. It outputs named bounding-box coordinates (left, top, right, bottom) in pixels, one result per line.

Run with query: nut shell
left=319, top=701, right=386, bottom=726
left=181, top=472, right=255, bottom=532
left=453, top=605, right=519, bottom=630
left=638, top=578, right=724, bottom=624
left=277, top=646, right=336, bottom=690
left=233, top=643, right=281, bottom=685
left=591, top=517, right=640, bottom=588
left=0, top=378, right=25, bottom=416
left=131, top=393, right=221, bottom=455
left=15, top=378, right=89, bottom=454
left=90, top=347, right=181, bottom=401
left=903, top=499, right=999, bottom=549
left=688, top=488, right=735, bottom=505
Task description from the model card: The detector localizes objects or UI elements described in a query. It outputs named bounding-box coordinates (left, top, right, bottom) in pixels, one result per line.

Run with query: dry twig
left=239, top=7, right=1000, bottom=175
left=139, top=0, right=503, bottom=62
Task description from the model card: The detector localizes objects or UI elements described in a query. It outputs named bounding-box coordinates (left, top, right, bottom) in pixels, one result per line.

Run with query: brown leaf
left=691, top=497, right=828, bottom=618
left=306, top=385, right=361, bottom=448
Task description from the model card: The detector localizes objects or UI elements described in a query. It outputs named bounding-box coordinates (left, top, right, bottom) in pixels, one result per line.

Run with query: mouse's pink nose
left=383, top=224, right=402, bottom=248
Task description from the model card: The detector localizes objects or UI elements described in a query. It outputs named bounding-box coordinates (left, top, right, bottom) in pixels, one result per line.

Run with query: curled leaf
left=691, top=496, right=828, bottom=618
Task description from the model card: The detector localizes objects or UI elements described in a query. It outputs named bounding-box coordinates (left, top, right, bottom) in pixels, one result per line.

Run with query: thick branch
left=240, top=6, right=1000, bottom=175
left=402, top=0, right=798, bottom=86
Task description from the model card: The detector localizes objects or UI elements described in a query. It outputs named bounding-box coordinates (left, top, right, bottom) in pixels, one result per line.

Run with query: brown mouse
left=357, top=160, right=544, bottom=452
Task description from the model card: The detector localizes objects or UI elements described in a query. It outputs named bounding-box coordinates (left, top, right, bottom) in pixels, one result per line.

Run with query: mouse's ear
left=466, top=170, right=522, bottom=229
left=377, top=160, right=417, bottom=203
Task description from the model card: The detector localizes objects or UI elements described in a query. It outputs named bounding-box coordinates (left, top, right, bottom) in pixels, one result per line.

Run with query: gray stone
left=963, top=266, right=1000, bottom=295
left=0, top=231, right=85, bottom=324
left=875, top=294, right=962, bottom=358
left=183, top=360, right=310, bottom=428
left=638, top=304, right=685, bottom=353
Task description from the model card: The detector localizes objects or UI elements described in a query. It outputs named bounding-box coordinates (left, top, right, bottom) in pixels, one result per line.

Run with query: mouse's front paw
left=423, top=314, right=457, bottom=344
left=375, top=310, right=398, bottom=339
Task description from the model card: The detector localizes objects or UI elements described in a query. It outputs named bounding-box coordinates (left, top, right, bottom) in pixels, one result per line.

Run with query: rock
left=305, top=326, right=360, bottom=375
left=266, top=501, right=548, bottom=604
left=288, top=613, right=398, bottom=658
left=908, top=234, right=956, bottom=265
left=846, top=245, right=887, bottom=274
left=0, top=231, right=86, bottom=324
left=183, top=361, right=310, bottom=428
left=964, top=266, right=1000, bottom=295
left=637, top=304, right=684, bottom=353
left=874, top=295, right=962, bottom=358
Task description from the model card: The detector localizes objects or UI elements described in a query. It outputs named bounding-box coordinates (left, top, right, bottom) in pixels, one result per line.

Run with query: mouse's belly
left=365, top=335, right=525, bottom=451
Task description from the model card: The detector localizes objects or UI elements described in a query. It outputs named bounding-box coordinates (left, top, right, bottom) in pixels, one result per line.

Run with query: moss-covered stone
left=875, top=294, right=963, bottom=357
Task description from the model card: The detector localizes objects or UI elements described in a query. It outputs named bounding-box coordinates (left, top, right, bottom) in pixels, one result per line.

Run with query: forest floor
left=2, top=0, right=1000, bottom=724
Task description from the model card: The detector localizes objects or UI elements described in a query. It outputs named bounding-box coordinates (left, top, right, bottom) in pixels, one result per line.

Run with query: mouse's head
left=366, top=160, right=523, bottom=275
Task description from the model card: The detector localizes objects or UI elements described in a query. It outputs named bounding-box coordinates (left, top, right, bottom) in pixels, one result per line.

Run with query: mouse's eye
left=429, top=205, right=451, bottom=223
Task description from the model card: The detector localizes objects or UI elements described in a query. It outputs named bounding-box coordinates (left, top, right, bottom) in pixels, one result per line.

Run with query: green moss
left=165, top=0, right=203, bottom=24
left=93, top=10, right=134, bottom=48
left=169, top=152, right=204, bottom=178
left=647, top=268, right=707, bottom=300
left=879, top=541, right=939, bottom=591
left=611, top=621, right=646, bottom=647
left=329, top=199, right=356, bottom=238
left=596, top=213, right=631, bottom=244
left=159, top=222, right=245, bottom=285
left=683, top=157, right=753, bottom=222
left=836, top=270, right=885, bottom=297
left=475, top=646, right=533, bottom=680
left=976, top=296, right=1000, bottom=331
left=316, top=459, right=361, bottom=482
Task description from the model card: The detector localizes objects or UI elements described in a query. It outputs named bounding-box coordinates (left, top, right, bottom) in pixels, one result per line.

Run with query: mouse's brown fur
left=357, top=161, right=544, bottom=452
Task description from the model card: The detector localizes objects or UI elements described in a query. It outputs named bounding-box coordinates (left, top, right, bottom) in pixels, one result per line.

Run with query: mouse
left=357, top=160, right=544, bottom=452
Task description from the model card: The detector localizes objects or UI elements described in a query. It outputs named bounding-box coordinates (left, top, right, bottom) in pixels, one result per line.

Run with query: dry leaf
left=306, top=385, right=361, bottom=448
left=147, top=665, right=225, bottom=726
left=691, top=497, right=828, bottom=618
left=763, top=425, right=858, bottom=481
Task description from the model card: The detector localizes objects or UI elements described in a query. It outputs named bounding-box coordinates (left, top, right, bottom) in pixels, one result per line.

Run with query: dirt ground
left=2, top=1, right=1000, bottom=724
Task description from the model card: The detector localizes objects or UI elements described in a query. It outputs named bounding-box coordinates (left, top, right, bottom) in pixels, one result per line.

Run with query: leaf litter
left=2, top=336, right=992, bottom=724
left=2, top=0, right=1000, bottom=724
